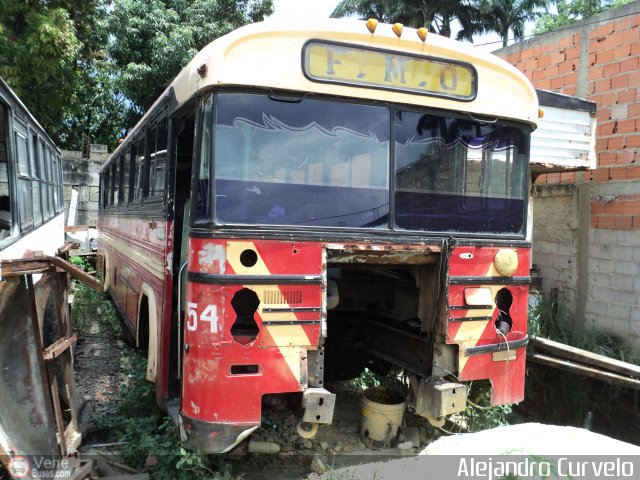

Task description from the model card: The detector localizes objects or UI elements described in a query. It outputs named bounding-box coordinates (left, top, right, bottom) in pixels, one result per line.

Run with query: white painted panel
left=530, top=105, right=596, bottom=171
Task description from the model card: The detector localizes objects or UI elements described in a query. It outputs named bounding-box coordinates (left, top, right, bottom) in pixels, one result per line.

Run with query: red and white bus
left=98, top=19, right=537, bottom=453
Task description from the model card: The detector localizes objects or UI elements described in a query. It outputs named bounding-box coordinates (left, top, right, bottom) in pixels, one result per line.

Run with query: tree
left=534, top=0, right=632, bottom=33
left=0, top=2, right=82, bottom=140
left=0, top=0, right=126, bottom=150
left=109, top=0, right=274, bottom=121
left=478, top=0, right=550, bottom=47
left=330, top=0, right=481, bottom=41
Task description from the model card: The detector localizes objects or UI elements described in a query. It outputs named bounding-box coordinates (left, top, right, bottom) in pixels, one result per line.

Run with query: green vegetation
left=523, top=293, right=640, bottom=441
left=464, top=381, right=513, bottom=432
left=534, top=0, right=634, bottom=33
left=331, top=0, right=550, bottom=46
left=0, top=0, right=273, bottom=151
left=95, top=351, right=235, bottom=479
left=350, top=367, right=381, bottom=389
left=71, top=287, right=237, bottom=480
left=71, top=281, right=120, bottom=335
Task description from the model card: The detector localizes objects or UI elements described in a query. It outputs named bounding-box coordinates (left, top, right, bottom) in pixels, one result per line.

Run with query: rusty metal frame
left=0, top=254, right=98, bottom=478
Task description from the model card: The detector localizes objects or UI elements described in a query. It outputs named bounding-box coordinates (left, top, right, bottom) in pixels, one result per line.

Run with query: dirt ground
left=71, top=287, right=640, bottom=479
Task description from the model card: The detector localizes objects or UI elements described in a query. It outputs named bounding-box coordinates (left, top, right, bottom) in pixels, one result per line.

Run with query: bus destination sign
left=303, top=41, right=477, bottom=101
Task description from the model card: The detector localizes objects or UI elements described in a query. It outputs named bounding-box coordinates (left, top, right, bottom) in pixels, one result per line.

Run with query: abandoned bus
left=0, top=77, right=80, bottom=473
left=98, top=19, right=537, bottom=453
left=0, top=78, right=65, bottom=259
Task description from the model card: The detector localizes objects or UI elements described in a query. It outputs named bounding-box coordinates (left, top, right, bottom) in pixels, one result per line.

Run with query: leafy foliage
left=108, top=0, right=274, bottom=122
left=330, top=0, right=483, bottom=40
left=96, top=350, right=236, bottom=479
left=464, top=381, right=513, bottom=431
left=331, top=0, right=552, bottom=43
left=534, top=0, right=633, bottom=33
left=71, top=281, right=121, bottom=335
left=477, top=0, right=550, bottom=46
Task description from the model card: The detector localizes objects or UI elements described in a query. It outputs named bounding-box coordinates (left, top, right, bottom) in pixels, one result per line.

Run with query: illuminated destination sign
left=303, top=41, right=477, bottom=101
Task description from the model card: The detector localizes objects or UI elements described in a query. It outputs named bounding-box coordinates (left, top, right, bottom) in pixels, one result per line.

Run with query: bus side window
left=0, top=101, right=10, bottom=237
left=121, top=148, right=131, bottom=204
left=133, top=136, right=146, bottom=201
left=148, top=118, right=168, bottom=200
left=15, top=119, right=33, bottom=230
left=30, top=133, right=43, bottom=226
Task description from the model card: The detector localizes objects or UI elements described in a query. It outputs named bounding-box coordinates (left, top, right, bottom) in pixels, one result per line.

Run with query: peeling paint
left=191, top=401, right=200, bottom=414
left=198, top=243, right=226, bottom=273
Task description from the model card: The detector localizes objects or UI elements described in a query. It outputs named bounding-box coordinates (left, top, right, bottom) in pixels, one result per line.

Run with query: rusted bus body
left=98, top=19, right=538, bottom=453
left=98, top=214, right=172, bottom=392
left=0, top=78, right=79, bottom=477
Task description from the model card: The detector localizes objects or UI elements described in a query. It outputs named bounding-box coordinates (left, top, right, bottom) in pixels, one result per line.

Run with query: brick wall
left=494, top=1, right=640, bottom=346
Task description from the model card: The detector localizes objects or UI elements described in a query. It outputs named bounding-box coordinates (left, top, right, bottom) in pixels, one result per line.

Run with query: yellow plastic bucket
left=360, top=387, right=405, bottom=449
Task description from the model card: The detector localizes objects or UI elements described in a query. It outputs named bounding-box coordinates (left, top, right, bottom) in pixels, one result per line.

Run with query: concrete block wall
left=62, top=146, right=108, bottom=226
left=530, top=184, right=579, bottom=325
left=495, top=1, right=640, bottom=346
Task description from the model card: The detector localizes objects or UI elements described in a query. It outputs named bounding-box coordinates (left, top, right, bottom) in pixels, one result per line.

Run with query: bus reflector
left=366, top=18, right=378, bottom=33
left=417, top=27, right=428, bottom=42
left=392, top=23, right=403, bottom=37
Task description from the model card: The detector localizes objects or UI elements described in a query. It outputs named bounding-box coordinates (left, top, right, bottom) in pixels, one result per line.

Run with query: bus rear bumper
left=181, top=414, right=259, bottom=454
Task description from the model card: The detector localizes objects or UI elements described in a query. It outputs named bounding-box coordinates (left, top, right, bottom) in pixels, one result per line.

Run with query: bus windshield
left=211, top=92, right=529, bottom=235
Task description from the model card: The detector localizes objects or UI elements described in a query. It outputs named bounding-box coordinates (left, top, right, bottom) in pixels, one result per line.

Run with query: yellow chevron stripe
left=453, top=252, right=517, bottom=373
left=225, top=241, right=312, bottom=383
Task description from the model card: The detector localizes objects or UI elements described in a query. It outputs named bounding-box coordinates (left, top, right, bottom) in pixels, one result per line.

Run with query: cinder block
left=536, top=240, right=559, bottom=254
left=610, top=245, right=635, bottom=261
left=593, top=229, right=618, bottom=245
left=610, top=276, right=635, bottom=290
left=585, top=300, right=608, bottom=317
left=591, top=273, right=611, bottom=288
left=552, top=254, right=572, bottom=269
left=591, top=259, right=615, bottom=274
left=617, top=231, right=640, bottom=246
left=611, top=289, right=639, bottom=305
left=614, top=261, right=638, bottom=275
left=607, top=304, right=631, bottom=322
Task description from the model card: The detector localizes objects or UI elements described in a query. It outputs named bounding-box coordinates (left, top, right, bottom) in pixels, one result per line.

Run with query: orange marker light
left=417, top=27, right=428, bottom=42
left=538, top=109, right=544, bottom=118
left=392, top=23, right=403, bottom=37
left=366, top=18, right=378, bottom=33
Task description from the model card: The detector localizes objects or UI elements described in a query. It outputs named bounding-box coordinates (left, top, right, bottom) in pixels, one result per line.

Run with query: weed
left=69, top=255, right=94, bottom=273
left=464, top=381, right=512, bottom=432
left=95, top=350, right=236, bottom=479
left=349, top=367, right=381, bottom=389
left=71, top=282, right=120, bottom=335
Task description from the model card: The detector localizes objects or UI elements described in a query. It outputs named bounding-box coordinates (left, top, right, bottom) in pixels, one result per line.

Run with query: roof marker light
left=392, top=23, right=403, bottom=37
left=417, top=27, right=428, bottom=42
left=366, top=18, right=378, bottom=33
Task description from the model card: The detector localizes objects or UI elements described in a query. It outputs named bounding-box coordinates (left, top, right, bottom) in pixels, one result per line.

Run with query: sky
left=268, top=0, right=515, bottom=52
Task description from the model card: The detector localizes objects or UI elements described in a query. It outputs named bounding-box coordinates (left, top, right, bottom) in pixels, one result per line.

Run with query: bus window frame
left=145, top=108, right=169, bottom=205
left=0, top=97, right=16, bottom=245
left=192, top=94, right=213, bottom=226
left=201, top=88, right=531, bottom=240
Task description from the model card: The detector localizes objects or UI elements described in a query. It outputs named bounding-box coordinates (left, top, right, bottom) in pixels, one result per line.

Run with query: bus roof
left=174, top=18, right=538, bottom=125
left=0, top=77, right=61, bottom=156
left=111, top=19, right=539, bottom=162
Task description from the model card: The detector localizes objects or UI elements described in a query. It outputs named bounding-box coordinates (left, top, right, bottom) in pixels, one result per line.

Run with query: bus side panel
left=157, top=219, right=175, bottom=402
left=446, top=246, right=530, bottom=404
left=181, top=239, right=323, bottom=446
left=99, top=215, right=166, bottom=341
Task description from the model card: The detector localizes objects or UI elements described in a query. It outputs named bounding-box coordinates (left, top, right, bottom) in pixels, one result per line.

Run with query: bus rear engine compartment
left=323, top=245, right=468, bottom=424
